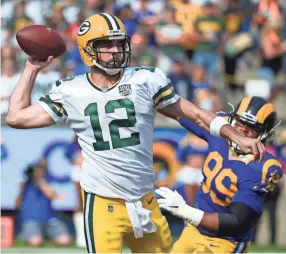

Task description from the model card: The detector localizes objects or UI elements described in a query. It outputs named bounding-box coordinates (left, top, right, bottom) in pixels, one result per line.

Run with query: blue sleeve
left=231, top=186, right=265, bottom=214
left=179, top=118, right=211, bottom=141
left=232, top=160, right=283, bottom=214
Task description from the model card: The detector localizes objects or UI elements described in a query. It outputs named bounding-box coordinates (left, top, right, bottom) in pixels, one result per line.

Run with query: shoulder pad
left=55, top=76, right=75, bottom=87
left=253, top=158, right=283, bottom=193
left=134, top=66, right=156, bottom=73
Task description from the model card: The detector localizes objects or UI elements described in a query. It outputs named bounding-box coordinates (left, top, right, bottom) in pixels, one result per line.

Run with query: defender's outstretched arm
left=160, top=98, right=266, bottom=161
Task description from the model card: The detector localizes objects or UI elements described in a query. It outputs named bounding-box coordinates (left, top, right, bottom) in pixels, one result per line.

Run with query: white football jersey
left=39, top=66, right=179, bottom=201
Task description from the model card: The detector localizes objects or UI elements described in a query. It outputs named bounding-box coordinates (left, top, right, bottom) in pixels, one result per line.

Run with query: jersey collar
left=228, top=148, right=254, bottom=165
left=86, top=71, right=124, bottom=93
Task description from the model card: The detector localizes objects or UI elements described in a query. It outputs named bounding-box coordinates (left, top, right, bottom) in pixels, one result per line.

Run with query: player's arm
left=156, top=187, right=260, bottom=237
left=159, top=98, right=213, bottom=131
left=161, top=109, right=211, bottom=141
left=179, top=117, right=211, bottom=141
left=156, top=164, right=283, bottom=236
left=152, top=67, right=265, bottom=161
left=161, top=97, right=266, bottom=161
left=198, top=203, right=259, bottom=237
left=175, top=112, right=232, bottom=141
left=161, top=97, right=240, bottom=140
left=5, top=56, right=56, bottom=129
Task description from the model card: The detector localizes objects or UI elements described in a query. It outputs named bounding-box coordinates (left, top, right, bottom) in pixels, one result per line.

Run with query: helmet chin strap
left=229, top=119, right=244, bottom=154
left=90, top=57, right=121, bottom=76
left=84, top=42, right=129, bottom=76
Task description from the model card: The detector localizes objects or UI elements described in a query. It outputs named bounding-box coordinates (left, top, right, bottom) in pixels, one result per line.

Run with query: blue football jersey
left=179, top=116, right=283, bottom=242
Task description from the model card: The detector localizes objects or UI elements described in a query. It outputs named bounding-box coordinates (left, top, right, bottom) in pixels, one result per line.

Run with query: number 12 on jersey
left=84, top=98, right=140, bottom=151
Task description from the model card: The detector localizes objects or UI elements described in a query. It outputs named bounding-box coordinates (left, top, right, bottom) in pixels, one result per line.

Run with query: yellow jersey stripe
left=39, top=97, right=63, bottom=117
left=154, top=87, right=174, bottom=105
left=153, top=83, right=173, bottom=101
left=261, top=159, right=282, bottom=184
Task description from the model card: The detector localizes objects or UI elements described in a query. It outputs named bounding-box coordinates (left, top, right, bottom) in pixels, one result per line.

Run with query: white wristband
left=210, top=116, right=230, bottom=138
left=179, top=204, right=204, bottom=227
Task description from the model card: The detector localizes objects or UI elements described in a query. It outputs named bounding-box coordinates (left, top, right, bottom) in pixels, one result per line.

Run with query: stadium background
left=1, top=0, right=286, bottom=252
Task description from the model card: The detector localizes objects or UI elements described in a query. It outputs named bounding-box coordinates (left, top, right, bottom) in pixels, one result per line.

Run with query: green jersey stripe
left=39, top=97, right=63, bottom=117
left=45, top=95, right=68, bottom=116
left=155, top=89, right=176, bottom=106
left=152, top=83, right=173, bottom=102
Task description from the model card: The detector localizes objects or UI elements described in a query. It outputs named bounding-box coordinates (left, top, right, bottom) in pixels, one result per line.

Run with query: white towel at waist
left=125, top=200, right=157, bottom=238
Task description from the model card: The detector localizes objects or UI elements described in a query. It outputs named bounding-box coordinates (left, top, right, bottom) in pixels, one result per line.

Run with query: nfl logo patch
left=119, top=84, right=132, bottom=96
left=108, top=204, right=114, bottom=213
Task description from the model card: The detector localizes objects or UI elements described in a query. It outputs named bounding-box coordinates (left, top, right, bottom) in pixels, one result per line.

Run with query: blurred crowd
left=1, top=0, right=286, bottom=118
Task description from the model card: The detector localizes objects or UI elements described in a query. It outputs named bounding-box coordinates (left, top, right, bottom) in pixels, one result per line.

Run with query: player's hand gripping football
left=235, top=136, right=266, bottom=162
left=26, top=56, right=53, bottom=72
left=155, top=187, right=204, bottom=226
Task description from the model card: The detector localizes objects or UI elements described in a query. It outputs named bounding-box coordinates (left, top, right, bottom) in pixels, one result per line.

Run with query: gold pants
left=83, top=191, right=172, bottom=253
left=172, top=224, right=249, bottom=253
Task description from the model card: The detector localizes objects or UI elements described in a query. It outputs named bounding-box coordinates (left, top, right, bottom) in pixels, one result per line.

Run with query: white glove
left=155, top=187, right=204, bottom=227
left=155, top=187, right=186, bottom=209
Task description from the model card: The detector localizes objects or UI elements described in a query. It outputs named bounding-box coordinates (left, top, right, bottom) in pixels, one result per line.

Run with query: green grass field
left=2, top=239, right=286, bottom=253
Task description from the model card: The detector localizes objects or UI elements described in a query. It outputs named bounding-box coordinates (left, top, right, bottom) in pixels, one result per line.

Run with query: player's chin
left=105, top=60, right=122, bottom=68
left=106, top=64, right=121, bottom=69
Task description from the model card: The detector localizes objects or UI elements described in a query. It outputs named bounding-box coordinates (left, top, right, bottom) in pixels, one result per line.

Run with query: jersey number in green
left=84, top=99, right=140, bottom=151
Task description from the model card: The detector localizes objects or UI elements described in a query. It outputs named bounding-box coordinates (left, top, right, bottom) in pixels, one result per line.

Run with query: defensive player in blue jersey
left=156, top=96, right=283, bottom=253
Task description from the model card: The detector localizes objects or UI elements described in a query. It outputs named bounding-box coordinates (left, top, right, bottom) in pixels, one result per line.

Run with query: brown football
left=16, top=25, right=66, bottom=60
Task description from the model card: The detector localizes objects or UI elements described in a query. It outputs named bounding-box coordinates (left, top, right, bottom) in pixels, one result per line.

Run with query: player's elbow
left=218, top=208, right=256, bottom=238
left=229, top=223, right=250, bottom=237
left=195, top=118, right=205, bottom=128
left=5, top=114, right=16, bottom=126
left=218, top=219, right=250, bottom=238
left=5, top=114, right=22, bottom=128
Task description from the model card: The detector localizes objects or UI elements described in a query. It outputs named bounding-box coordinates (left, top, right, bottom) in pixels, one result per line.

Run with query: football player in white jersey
left=6, top=13, right=265, bottom=253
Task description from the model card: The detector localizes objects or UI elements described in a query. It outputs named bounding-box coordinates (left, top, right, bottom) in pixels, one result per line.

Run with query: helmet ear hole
left=86, top=46, right=92, bottom=52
